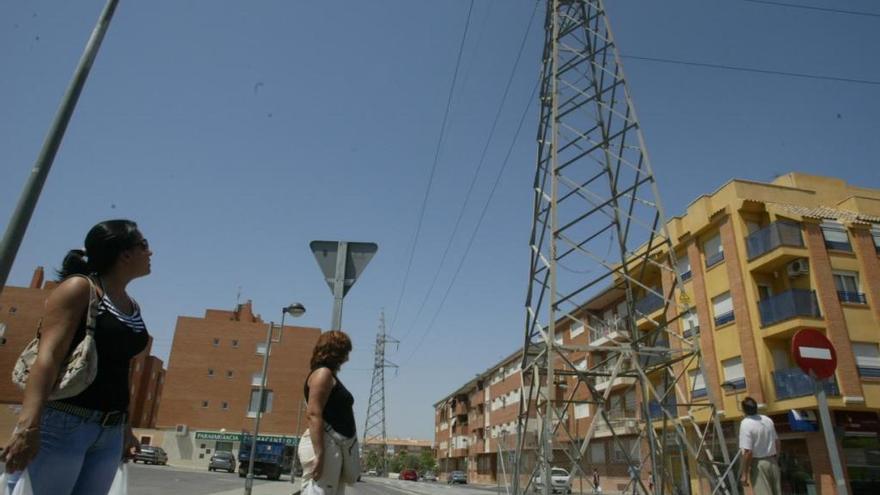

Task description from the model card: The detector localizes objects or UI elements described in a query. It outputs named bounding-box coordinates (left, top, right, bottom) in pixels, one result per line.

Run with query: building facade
left=154, top=300, right=321, bottom=465
left=434, top=173, right=880, bottom=495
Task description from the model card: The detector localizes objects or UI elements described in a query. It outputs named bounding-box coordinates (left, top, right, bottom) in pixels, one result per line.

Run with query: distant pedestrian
left=298, top=331, right=357, bottom=495
left=739, top=396, right=781, bottom=495
left=1, top=220, right=151, bottom=494
left=592, top=467, right=601, bottom=494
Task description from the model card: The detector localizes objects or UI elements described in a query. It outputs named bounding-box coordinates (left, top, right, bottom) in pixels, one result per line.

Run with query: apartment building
left=0, top=267, right=165, bottom=435
left=434, top=173, right=880, bottom=495
left=154, top=300, right=321, bottom=466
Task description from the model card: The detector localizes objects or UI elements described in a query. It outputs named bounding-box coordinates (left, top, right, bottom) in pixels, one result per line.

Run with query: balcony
left=453, top=401, right=468, bottom=416
left=838, top=291, right=867, bottom=304
left=773, top=367, right=840, bottom=400
left=635, top=292, right=664, bottom=317
left=758, top=289, right=821, bottom=327
left=647, top=396, right=678, bottom=420
left=593, top=416, right=640, bottom=438
left=589, top=317, right=631, bottom=346
left=746, top=221, right=804, bottom=260
left=682, top=326, right=700, bottom=339
left=680, top=270, right=692, bottom=282
left=593, top=364, right=636, bottom=392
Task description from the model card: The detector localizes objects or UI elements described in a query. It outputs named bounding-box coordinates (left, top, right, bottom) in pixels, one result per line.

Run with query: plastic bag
left=0, top=471, right=35, bottom=495
left=108, top=463, right=128, bottom=495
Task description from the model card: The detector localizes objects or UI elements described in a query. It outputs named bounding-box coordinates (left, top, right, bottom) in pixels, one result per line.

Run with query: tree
left=419, top=450, right=437, bottom=473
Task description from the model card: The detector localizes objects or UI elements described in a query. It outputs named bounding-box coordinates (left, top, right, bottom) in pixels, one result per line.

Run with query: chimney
left=30, top=267, right=45, bottom=289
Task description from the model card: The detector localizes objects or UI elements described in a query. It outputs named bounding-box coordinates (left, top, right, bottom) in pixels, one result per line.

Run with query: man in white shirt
left=739, top=396, right=781, bottom=495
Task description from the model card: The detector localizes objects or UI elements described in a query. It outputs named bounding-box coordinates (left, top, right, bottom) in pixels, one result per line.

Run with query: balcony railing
left=773, top=367, right=840, bottom=400
left=647, top=397, right=678, bottom=420
left=589, top=316, right=631, bottom=342
left=838, top=291, right=867, bottom=304
left=758, top=289, right=821, bottom=327
left=746, top=221, right=804, bottom=260
left=635, top=292, right=665, bottom=316
left=683, top=326, right=700, bottom=339
left=680, top=270, right=692, bottom=282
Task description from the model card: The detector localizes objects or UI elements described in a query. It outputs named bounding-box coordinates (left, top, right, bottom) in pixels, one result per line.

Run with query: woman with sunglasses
left=2, top=219, right=152, bottom=495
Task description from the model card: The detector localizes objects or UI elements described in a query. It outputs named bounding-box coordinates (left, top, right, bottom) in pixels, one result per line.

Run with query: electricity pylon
left=515, top=2, right=736, bottom=495
left=363, top=310, right=398, bottom=477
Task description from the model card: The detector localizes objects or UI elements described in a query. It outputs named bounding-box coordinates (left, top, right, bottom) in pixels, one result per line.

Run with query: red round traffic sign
left=791, top=329, right=837, bottom=380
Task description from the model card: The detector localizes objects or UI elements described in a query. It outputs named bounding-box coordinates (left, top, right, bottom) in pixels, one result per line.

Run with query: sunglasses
left=132, top=238, right=150, bottom=251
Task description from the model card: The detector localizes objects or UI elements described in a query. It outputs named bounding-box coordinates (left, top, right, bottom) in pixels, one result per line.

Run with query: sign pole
left=330, top=241, right=348, bottom=331
left=814, top=377, right=849, bottom=495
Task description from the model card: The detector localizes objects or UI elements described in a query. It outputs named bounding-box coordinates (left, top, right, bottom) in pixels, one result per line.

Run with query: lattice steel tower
left=363, top=311, right=398, bottom=476
left=513, top=2, right=737, bottom=495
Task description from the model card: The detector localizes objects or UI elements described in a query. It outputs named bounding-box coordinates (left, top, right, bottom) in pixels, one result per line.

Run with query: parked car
left=448, top=470, right=467, bottom=484
left=422, top=471, right=438, bottom=482
left=208, top=451, right=236, bottom=473
left=134, top=446, right=168, bottom=465
left=400, top=469, right=419, bottom=481
left=365, top=469, right=379, bottom=476
left=534, top=467, right=572, bottom=494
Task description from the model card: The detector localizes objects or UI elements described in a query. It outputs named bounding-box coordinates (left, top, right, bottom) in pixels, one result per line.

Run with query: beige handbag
left=11, top=275, right=100, bottom=400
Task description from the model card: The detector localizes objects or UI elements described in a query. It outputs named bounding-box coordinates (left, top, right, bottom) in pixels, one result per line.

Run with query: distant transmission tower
left=363, top=310, right=398, bottom=476
left=515, top=2, right=736, bottom=495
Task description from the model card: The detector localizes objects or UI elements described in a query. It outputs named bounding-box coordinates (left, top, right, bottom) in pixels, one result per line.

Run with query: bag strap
left=63, top=274, right=99, bottom=337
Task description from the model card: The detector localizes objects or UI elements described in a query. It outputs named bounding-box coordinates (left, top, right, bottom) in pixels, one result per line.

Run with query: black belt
left=46, top=401, right=127, bottom=427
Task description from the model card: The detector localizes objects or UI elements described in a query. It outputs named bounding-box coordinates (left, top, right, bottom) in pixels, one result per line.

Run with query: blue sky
left=2, top=1, right=878, bottom=440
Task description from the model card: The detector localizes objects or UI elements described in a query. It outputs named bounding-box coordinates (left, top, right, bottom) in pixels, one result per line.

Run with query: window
left=821, top=221, right=851, bottom=251
left=689, top=369, right=707, bottom=399
left=712, top=292, right=734, bottom=326
left=232, top=339, right=239, bottom=348
left=590, top=442, right=606, bottom=464
left=834, top=271, right=866, bottom=304
left=570, top=321, right=585, bottom=338
left=575, top=358, right=588, bottom=371
left=554, top=332, right=564, bottom=345
left=682, top=309, right=700, bottom=338
left=853, top=342, right=880, bottom=378
left=248, top=389, right=274, bottom=413
left=221, top=401, right=229, bottom=410
left=256, top=342, right=267, bottom=355
left=612, top=438, right=639, bottom=463
left=574, top=403, right=590, bottom=419
left=617, top=300, right=629, bottom=317
left=212, top=338, right=220, bottom=347
left=872, top=226, right=880, bottom=253
left=676, top=254, right=692, bottom=281
left=201, top=400, right=209, bottom=408
left=704, top=233, right=724, bottom=267
left=226, top=370, right=234, bottom=378
left=722, top=357, right=746, bottom=390
left=251, top=373, right=264, bottom=387
left=207, top=368, right=214, bottom=377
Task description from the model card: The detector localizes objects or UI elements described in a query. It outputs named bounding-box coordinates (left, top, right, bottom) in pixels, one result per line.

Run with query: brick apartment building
left=0, top=267, right=165, bottom=435
left=154, top=300, right=321, bottom=464
left=434, top=173, right=880, bottom=495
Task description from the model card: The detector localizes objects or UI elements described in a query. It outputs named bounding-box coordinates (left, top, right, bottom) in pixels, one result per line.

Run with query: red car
left=400, top=469, right=419, bottom=481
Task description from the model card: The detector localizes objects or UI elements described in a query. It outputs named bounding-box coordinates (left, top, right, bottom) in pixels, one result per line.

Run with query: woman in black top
left=2, top=220, right=151, bottom=495
left=300, top=330, right=356, bottom=494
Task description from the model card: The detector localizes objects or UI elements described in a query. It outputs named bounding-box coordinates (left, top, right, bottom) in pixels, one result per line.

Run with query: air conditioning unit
left=175, top=424, right=188, bottom=436
left=786, top=259, right=809, bottom=277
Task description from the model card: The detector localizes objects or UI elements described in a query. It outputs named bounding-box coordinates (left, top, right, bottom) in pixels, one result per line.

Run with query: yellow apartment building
left=434, top=173, right=880, bottom=495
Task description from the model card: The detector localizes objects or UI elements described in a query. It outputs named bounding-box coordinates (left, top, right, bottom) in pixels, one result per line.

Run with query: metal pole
left=815, top=378, right=848, bottom=495
left=330, top=241, right=348, bottom=330
left=244, top=321, right=277, bottom=495
left=0, top=0, right=120, bottom=294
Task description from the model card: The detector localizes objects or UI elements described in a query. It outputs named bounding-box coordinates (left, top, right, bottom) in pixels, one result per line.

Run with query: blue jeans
left=7, top=407, right=124, bottom=495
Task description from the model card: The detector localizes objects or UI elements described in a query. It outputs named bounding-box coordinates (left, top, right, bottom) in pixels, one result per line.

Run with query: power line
left=398, top=0, right=540, bottom=344
left=622, top=54, right=880, bottom=87
left=403, top=74, right=540, bottom=367
left=742, top=0, right=880, bottom=18
left=388, top=0, right=476, bottom=335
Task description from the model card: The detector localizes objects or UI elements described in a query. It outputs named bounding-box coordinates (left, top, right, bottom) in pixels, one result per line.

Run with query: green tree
left=419, top=450, right=437, bottom=473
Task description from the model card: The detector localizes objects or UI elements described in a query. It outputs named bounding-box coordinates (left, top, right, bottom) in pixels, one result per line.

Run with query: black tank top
left=304, top=368, right=356, bottom=438
left=59, top=283, right=150, bottom=412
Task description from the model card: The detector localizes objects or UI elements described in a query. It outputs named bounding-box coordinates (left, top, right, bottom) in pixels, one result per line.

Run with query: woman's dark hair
left=57, top=219, right=141, bottom=279
left=310, top=330, right=352, bottom=372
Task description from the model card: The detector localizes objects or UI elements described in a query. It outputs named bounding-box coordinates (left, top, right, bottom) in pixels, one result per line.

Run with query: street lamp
left=244, top=303, right=306, bottom=495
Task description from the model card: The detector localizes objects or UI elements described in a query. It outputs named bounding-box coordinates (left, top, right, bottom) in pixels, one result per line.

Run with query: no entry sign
left=791, top=329, right=837, bottom=380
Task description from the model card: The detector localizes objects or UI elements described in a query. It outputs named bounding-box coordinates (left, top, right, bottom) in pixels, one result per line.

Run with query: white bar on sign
left=799, top=346, right=832, bottom=360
